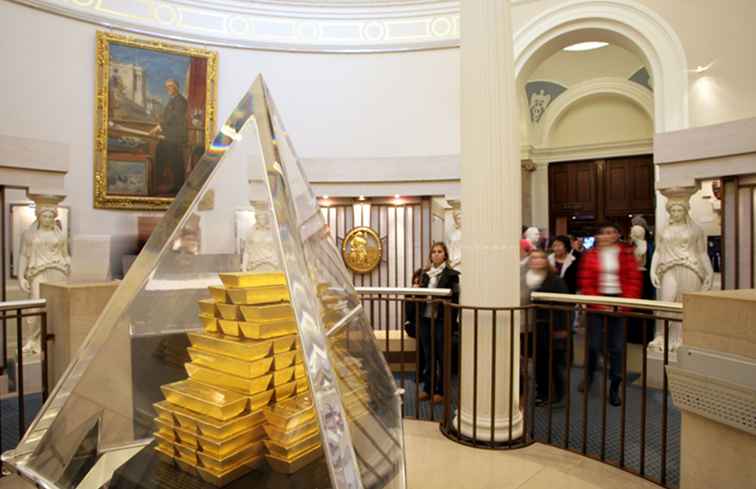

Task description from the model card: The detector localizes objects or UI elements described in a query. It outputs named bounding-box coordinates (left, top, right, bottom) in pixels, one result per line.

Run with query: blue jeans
left=586, top=313, right=625, bottom=385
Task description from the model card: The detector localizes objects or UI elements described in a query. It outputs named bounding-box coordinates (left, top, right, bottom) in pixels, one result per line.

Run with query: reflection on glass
left=2, top=77, right=404, bottom=489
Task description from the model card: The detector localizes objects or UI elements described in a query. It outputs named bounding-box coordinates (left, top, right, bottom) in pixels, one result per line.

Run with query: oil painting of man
left=95, top=32, right=216, bottom=209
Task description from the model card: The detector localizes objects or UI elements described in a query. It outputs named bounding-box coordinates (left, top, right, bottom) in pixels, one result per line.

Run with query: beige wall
left=530, top=45, right=646, bottom=86
left=549, top=95, right=653, bottom=147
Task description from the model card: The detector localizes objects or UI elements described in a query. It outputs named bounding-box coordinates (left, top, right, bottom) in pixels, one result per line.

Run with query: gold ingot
left=273, top=366, right=295, bottom=386
left=240, top=303, right=294, bottom=323
left=273, top=380, right=297, bottom=402
left=209, top=286, right=230, bottom=303
left=185, top=363, right=272, bottom=395
left=218, top=319, right=241, bottom=337
left=264, top=395, right=316, bottom=430
left=218, top=272, right=287, bottom=289
left=170, top=401, right=265, bottom=439
left=173, top=422, right=265, bottom=458
left=187, top=332, right=275, bottom=361
left=199, top=314, right=219, bottom=334
left=160, top=380, right=248, bottom=421
left=264, top=431, right=321, bottom=459
left=187, top=347, right=274, bottom=379
left=216, top=303, right=243, bottom=321
left=273, top=334, right=298, bottom=354
left=247, top=389, right=275, bottom=411
left=265, top=444, right=323, bottom=474
left=226, top=285, right=290, bottom=305
left=239, top=319, right=297, bottom=340
left=196, top=440, right=265, bottom=473
left=153, top=401, right=176, bottom=424
left=154, top=432, right=197, bottom=464
left=263, top=416, right=319, bottom=445
left=196, top=455, right=264, bottom=487
left=272, top=350, right=302, bottom=370
left=296, top=377, right=308, bottom=395
left=153, top=430, right=175, bottom=452
left=198, top=299, right=218, bottom=317
left=154, top=417, right=177, bottom=441
left=154, top=444, right=175, bottom=465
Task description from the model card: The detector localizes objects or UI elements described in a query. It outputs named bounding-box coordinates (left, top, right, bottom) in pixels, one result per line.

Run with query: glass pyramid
left=3, top=77, right=405, bottom=489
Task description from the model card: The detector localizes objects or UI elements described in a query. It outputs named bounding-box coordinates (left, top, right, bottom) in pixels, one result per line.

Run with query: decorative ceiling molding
left=7, top=0, right=543, bottom=52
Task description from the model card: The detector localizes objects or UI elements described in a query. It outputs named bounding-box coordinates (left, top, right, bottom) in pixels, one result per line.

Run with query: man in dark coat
left=151, top=79, right=188, bottom=195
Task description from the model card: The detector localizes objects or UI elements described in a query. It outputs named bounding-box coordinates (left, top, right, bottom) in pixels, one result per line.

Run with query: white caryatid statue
left=241, top=208, right=281, bottom=272
left=18, top=200, right=71, bottom=354
left=648, top=190, right=714, bottom=352
left=447, top=208, right=462, bottom=271
left=525, top=226, right=541, bottom=249
left=630, top=224, right=648, bottom=270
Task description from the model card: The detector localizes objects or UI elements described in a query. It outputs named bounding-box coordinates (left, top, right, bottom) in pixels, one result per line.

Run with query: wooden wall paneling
left=604, top=158, right=630, bottom=216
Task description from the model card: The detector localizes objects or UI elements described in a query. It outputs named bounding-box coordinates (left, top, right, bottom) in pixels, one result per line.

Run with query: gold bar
left=209, top=286, right=230, bottom=303
left=272, top=350, right=297, bottom=370
left=264, top=395, right=316, bottom=430
left=175, top=457, right=199, bottom=476
left=174, top=423, right=266, bottom=458
left=226, top=285, right=290, bottom=305
left=185, top=363, right=272, bottom=395
left=273, top=380, right=297, bottom=402
left=154, top=417, right=177, bottom=442
left=187, top=347, right=274, bottom=379
left=199, top=314, right=219, bottom=334
left=196, top=455, right=264, bottom=487
left=264, top=431, right=321, bottom=459
left=216, top=303, right=243, bottom=321
left=240, top=303, right=294, bottom=323
left=218, top=319, right=241, bottom=337
left=187, top=332, right=275, bottom=361
left=263, top=416, right=319, bottom=445
left=265, top=444, right=323, bottom=474
left=218, top=272, right=287, bottom=289
left=273, top=334, right=297, bottom=354
left=296, top=377, right=308, bottom=395
left=248, top=389, right=275, bottom=411
left=160, top=380, right=248, bottom=421
left=153, top=431, right=176, bottom=452
left=239, top=319, right=297, bottom=340
left=169, top=401, right=266, bottom=439
left=198, top=299, right=218, bottom=317
left=153, top=401, right=176, bottom=424
left=196, top=440, right=265, bottom=473
left=273, top=366, right=295, bottom=386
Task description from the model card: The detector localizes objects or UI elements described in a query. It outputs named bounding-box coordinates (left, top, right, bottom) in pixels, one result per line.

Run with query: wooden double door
left=548, top=155, right=655, bottom=238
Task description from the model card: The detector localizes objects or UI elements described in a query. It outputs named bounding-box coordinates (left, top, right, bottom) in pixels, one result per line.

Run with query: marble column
left=455, top=0, right=523, bottom=440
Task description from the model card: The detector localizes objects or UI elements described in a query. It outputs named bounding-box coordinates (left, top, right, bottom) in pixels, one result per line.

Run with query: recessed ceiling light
left=563, top=41, right=609, bottom=52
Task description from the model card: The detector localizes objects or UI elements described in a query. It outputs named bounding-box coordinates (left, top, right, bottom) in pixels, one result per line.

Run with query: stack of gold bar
left=153, top=271, right=310, bottom=486
left=263, top=394, right=323, bottom=474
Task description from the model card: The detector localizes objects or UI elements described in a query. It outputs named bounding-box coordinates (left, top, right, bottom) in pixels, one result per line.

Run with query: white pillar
left=455, top=0, right=523, bottom=441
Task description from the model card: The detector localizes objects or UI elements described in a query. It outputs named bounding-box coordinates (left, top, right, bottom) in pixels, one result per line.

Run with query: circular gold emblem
left=341, top=226, right=382, bottom=274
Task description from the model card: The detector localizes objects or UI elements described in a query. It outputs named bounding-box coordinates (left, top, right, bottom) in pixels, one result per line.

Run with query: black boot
left=609, top=380, right=622, bottom=407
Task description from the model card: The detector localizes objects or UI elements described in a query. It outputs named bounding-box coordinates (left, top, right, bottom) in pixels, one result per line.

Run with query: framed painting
left=94, top=31, right=217, bottom=210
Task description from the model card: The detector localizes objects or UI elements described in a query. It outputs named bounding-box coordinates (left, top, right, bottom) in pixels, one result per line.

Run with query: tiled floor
left=404, top=419, right=660, bottom=489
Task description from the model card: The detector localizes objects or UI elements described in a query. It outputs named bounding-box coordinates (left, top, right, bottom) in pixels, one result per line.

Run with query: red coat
left=578, top=243, right=642, bottom=308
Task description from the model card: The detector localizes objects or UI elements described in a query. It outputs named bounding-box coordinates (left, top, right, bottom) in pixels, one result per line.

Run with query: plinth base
left=110, top=444, right=331, bottom=489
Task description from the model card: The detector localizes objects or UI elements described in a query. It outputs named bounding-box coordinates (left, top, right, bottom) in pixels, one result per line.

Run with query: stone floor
left=404, top=419, right=660, bottom=489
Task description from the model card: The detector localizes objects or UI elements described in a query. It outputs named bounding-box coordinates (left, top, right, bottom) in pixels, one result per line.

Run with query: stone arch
left=541, top=77, right=654, bottom=145
left=513, top=0, right=689, bottom=132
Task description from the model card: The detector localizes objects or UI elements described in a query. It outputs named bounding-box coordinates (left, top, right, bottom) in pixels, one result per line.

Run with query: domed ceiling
left=9, top=0, right=461, bottom=51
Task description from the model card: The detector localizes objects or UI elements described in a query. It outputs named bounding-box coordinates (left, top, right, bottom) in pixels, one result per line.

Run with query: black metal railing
left=356, top=288, right=682, bottom=488
left=0, top=299, right=50, bottom=476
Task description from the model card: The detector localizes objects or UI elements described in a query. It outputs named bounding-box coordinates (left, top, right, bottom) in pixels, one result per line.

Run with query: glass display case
left=2, top=77, right=405, bottom=489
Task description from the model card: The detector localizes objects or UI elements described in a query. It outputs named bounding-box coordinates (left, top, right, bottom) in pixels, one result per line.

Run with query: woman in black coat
left=418, top=242, right=460, bottom=403
left=521, top=249, right=569, bottom=406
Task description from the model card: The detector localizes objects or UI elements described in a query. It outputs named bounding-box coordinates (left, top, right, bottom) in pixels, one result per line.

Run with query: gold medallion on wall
left=341, top=226, right=382, bottom=274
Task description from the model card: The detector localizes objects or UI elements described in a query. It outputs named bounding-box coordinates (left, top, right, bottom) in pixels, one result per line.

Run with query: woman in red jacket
left=577, top=223, right=641, bottom=407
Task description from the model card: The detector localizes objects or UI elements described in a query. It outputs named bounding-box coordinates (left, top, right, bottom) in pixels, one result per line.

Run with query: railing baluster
left=662, top=319, right=670, bottom=486
left=620, top=317, right=628, bottom=468
left=508, top=309, right=514, bottom=446
left=564, top=308, right=572, bottom=450
left=490, top=310, right=497, bottom=447
left=456, top=305, right=463, bottom=440
left=473, top=309, right=479, bottom=447
left=16, top=308, right=25, bottom=438
left=547, top=309, right=554, bottom=445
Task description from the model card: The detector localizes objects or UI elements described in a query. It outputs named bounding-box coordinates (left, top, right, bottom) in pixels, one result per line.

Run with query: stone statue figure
left=18, top=203, right=71, bottom=354
left=242, top=208, right=281, bottom=272
left=525, top=226, right=541, bottom=249
left=648, top=193, right=714, bottom=352
left=630, top=225, right=648, bottom=270
left=447, top=209, right=462, bottom=271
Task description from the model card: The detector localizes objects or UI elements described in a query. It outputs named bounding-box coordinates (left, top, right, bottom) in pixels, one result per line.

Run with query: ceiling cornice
left=6, top=0, right=539, bottom=52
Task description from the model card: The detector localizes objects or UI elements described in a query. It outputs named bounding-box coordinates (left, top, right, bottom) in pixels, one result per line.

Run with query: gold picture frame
left=94, top=31, right=218, bottom=210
